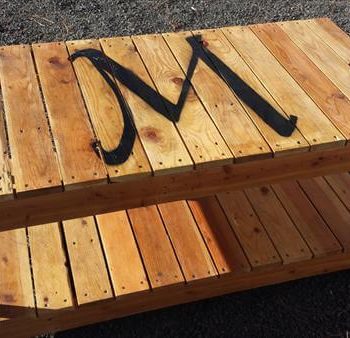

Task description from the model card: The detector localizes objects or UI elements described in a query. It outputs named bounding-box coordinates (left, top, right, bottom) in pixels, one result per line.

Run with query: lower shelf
left=1, top=173, right=350, bottom=337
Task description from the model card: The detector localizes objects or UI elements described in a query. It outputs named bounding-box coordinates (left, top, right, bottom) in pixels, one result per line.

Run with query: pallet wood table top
left=0, top=17, right=350, bottom=230
left=1, top=172, right=350, bottom=337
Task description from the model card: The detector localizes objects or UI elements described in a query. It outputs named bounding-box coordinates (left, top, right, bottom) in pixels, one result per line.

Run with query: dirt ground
left=1, top=1, right=350, bottom=337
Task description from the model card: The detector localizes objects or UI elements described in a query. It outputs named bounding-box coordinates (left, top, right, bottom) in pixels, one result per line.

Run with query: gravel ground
left=1, top=1, right=350, bottom=337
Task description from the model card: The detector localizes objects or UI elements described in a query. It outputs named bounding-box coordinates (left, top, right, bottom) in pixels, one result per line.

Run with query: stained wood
left=324, top=172, right=350, bottom=210
left=66, top=39, right=152, bottom=181
left=222, top=26, right=345, bottom=150
left=32, top=42, right=107, bottom=188
left=217, top=190, right=281, bottom=268
left=272, top=181, right=342, bottom=257
left=245, top=185, right=312, bottom=264
left=132, top=34, right=233, bottom=168
left=0, top=45, right=61, bottom=194
left=62, top=217, right=113, bottom=305
left=252, top=23, right=350, bottom=141
left=28, top=223, right=74, bottom=313
left=188, top=196, right=251, bottom=275
left=163, top=31, right=272, bottom=162
left=128, top=205, right=184, bottom=288
left=194, top=28, right=309, bottom=155
left=96, top=211, right=149, bottom=296
left=99, top=37, right=193, bottom=175
left=158, top=200, right=217, bottom=282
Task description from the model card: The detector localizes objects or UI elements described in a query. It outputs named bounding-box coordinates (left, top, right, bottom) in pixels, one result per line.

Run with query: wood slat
left=324, top=172, right=350, bottom=210
left=245, top=185, right=312, bottom=264
left=222, top=26, right=345, bottom=150
left=28, top=223, right=74, bottom=313
left=32, top=42, right=107, bottom=188
left=132, top=34, right=233, bottom=168
left=217, top=190, right=281, bottom=268
left=193, top=28, right=309, bottom=156
left=252, top=23, right=350, bottom=141
left=0, top=45, right=61, bottom=195
left=158, top=200, right=217, bottom=282
left=66, top=39, right=152, bottom=182
left=163, top=31, right=272, bottom=162
left=272, top=180, right=342, bottom=257
left=62, top=217, right=113, bottom=305
left=96, top=211, right=149, bottom=296
left=99, top=37, right=193, bottom=175
left=188, top=196, right=251, bottom=275
left=127, top=205, right=184, bottom=288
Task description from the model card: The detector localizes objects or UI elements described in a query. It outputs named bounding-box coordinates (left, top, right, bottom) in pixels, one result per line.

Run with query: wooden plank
left=132, top=34, right=233, bottom=168
left=279, top=21, right=350, bottom=100
left=217, top=190, right=281, bottom=268
left=193, top=28, right=309, bottom=156
left=127, top=205, right=184, bottom=288
left=299, top=177, right=350, bottom=251
left=66, top=39, right=152, bottom=182
left=163, top=31, right=272, bottom=162
left=96, top=211, right=149, bottom=296
left=99, top=37, right=193, bottom=175
left=245, top=185, right=312, bottom=264
left=0, top=45, right=61, bottom=195
left=306, top=18, right=350, bottom=65
left=324, top=172, right=350, bottom=210
left=272, top=180, right=342, bottom=257
left=32, top=42, right=107, bottom=188
left=252, top=23, right=350, bottom=141
left=188, top=196, right=251, bottom=275
left=158, top=200, right=217, bottom=282
left=0, top=228, right=35, bottom=320
left=62, top=217, right=113, bottom=305
left=222, top=26, right=345, bottom=150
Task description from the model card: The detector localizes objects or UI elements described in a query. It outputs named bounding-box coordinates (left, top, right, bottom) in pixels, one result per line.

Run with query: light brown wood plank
left=222, top=25, right=345, bottom=151
left=245, top=185, right=312, bottom=264
left=324, top=172, right=350, bottom=210
left=193, top=28, right=309, bottom=156
left=158, top=200, right=217, bottom=282
left=163, top=31, right=272, bottom=162
left=32, top=42, right=107, bottom=188
left=96, top=211, right=149, bottom=296
left=132, top=34, right=233, bottom=168
left=252, top=23, right=350, bottom=141
left=62, top=217, right=113, bottom=305
left=188, top=196, right=251, bottom=275
left=28, top=223, right=74, bottom=313
left=66, top=39, right=152, bottom=182
left=272, top=180, right=342, bottom=257
left=299, top=176, right=350, bottom=251
left=127, top=205, right=184, bottom=288
left=99, top=37, right=193, bottom=175
left=217, top=190, right=281, bottom=269
left=0, top=45, right=61, bottom=195
left=0, top=228, right=35, bottom=320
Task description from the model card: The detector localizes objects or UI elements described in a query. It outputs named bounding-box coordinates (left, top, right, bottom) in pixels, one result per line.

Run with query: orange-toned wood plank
left=28, top=223, right=74, bottom=313
left=158, top=200, right=217, bottom=282
left=194, top=28, right=309, bottom=155
left=163, top=31, right=271, bottom=162
left=132, top=34, right=233, bottom=168
left=62, top=217, right=113, bottom=305
left=222, top=25, right=345, bottom=150
left=0, top=45, right=61, bottom=194
left=217, top=190, right=281, bottom=269
left=32, top=42, right=107, bottom=188
left=66, top=39, right=152, bottom=182
left=324, top=172, right=350, bottom=210
left=96, top=211, right=149, bottom=296
left=127, top=205, right=184, bottom=288
left=100, top=37, right=193, bottom=175
left=245, top=185, right=312, bottom=264
left=252, top=23, right=350, bottom=141
left=188, top=196, right=251, bottom=275
left=272, top=180, right=342, bottom=257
